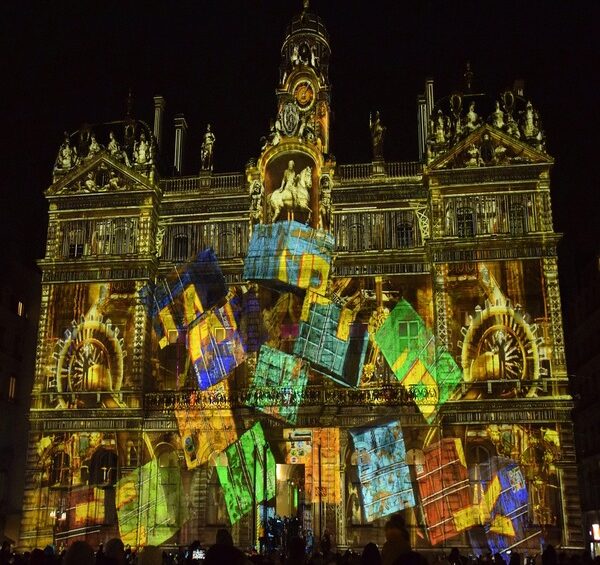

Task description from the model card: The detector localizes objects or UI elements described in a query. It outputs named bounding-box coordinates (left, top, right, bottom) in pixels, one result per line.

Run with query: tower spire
left=303, top=0, right=309, bottom=10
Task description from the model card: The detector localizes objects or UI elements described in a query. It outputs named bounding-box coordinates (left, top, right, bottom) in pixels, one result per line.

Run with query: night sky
left=2, top=1, right=599, bottom=294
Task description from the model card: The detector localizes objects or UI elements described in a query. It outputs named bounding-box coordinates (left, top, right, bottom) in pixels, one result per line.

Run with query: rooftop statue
left=87, top=134, right=102, bottom=159
left=465, top=102, right=480, bottom=132
left=201, top=124, right=216, bottom=171
left=370, top=111, right=386, bottom=160
left=133, top=132, right=152, bottom=165
left=54, top=133, right=78, bottom=172
left=491, top=101, right=505, bottom=130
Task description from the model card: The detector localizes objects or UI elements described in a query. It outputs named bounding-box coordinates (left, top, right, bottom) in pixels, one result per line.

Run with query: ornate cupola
left=273, top=0, right=331, bottom=154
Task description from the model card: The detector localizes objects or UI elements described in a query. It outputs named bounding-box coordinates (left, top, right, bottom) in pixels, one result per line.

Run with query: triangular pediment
left=426, top=124, right=552, bottom=171
left=46, top=151, right=156, bottom=196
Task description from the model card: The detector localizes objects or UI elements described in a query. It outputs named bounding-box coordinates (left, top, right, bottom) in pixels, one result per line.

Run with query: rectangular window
left=398, top=320, right=420, bottom=350
left=8, top=376, right=16, bottom=401
left=17, top=301, right=24, bottom=317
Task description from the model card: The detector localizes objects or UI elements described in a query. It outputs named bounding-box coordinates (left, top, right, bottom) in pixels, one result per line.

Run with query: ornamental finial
left=303, top=0, right=309, bottom=10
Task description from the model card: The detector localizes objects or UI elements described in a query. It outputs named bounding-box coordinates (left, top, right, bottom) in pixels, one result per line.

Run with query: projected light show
left=18, top=1, right=580, bottom=556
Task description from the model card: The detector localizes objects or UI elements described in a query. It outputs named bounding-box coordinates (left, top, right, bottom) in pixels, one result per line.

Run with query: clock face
left=294, top=80, right=315, bottom=110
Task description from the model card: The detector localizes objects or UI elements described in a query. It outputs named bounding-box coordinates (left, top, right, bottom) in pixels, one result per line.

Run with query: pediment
left=426, top=124, right=552, bottom=172
left=46, top=151, right=156, bottom=196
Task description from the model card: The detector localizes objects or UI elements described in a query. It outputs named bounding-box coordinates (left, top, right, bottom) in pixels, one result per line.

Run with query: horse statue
left=268, top=165, right=313, bottom=223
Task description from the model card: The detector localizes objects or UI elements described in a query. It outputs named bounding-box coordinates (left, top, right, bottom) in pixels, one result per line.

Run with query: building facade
left=569, top=255, right=600, bottom=557
left=0, top=250, right=40, bottom=543
left=18, top=5, right=583, bottom=555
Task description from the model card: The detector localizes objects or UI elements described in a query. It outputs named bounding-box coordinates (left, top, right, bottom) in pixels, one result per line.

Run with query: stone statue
left=465, top=144, right=482, bottom=167
left=435, top=110, right=446, bottom=143
left=84, top=171, right=98, bottom=191
left=465, top=102, right=480, bottom=132
left=278, top=160, right=297, bottom=192
left=521, top=101, right=538, bottom=139
left=155, top=224, right=166, bottom=257
left=133, top=132, right=152, bottom=165
left=269, top=162, right=312, bottom=223
left=201, top=124, right=216, bottom=171
left=54, top=133, right=78, bottom=171
left=291, top=44, right=300, bottom=66
left=505, top=113, right=520, bottom=139
left=249, top=180, right=264, bottom=223
left=480, top=133, right=495, bottom=164
left=369, top=111, right=386, bottom=160
left=108, top=131, right=120, bottom=157
left=491, top=101, right=504, bottom=129
left=108, top=170, right=124, bottom=191
left=86, top=134, right=102, bottom=159
left=319, top=176, right=331, bottom=229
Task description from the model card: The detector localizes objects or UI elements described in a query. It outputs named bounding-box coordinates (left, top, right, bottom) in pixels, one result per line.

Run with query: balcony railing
left=161, top=172, right=244, bottom=193
left=337, top=161, right=423, bottom=182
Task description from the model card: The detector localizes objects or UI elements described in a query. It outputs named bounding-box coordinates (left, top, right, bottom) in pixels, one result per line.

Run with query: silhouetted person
left=510, top=552, right=521, bottom=565
left=542, top=546, right=557, bottom=565
left=381, top=515, right=411, bottom=565
left=287, top=536, right=306, bottom=565
left=361, top=543, right=382, bottom=565
left=205, top=528, right=250, bottom=565
left=64, top=541, right=95, bottom=565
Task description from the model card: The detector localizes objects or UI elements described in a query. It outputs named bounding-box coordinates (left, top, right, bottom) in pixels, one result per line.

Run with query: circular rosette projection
left=53, top=314, right=126, bottom=400
left=459, top=302, right=541, bottom=398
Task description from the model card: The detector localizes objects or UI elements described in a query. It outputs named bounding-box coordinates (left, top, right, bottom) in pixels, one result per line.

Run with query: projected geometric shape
left=248, top=345, right=309, bottom=424
left=175, top=383, right=238, bottom=468
left=471, top=457, right=528, bottom=553
left=374, top=299, right=462, bottom=422
left=243, top=220, right=334, bottom=293
left=140, top=248, right=227, bottom=348
left=68, top=486, right=106, bottom=528
left=116, top=458, right=187, bottom=547
left=216, top=422, right=276, bottom=525
left=349, top=421, right=415, bottom=522
left=416, top=438, right=472, bottom=545
left=294, top=290, right=368, bottom=387
left=187, top=296, right=246, bottom=390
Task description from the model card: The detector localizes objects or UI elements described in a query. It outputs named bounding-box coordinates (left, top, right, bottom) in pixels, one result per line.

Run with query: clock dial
left=294, top=80, right=315, bottom=110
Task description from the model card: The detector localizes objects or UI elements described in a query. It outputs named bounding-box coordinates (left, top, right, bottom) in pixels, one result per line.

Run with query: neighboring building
left=569, top=255, right=600, bottom=557
left=0, top=249, right=40, bottom=543
left=18, top=4, right=583, bottom=555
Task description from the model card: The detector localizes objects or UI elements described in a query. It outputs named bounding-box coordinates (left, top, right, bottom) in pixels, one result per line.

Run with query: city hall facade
left=18, top=4, right=583, bottom=555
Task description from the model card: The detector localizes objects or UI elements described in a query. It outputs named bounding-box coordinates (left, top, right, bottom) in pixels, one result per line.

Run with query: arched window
left=468, top=445, right=491, bottom=505
left=50, top=451, right=71, bottom=486
left=457, top=207, right=475, bottom=238
left=218, top=228, right=235, bottom=258
left=89, top=449, right=118, bottom=486
left=396, top=222, right=414, bottom=248
left=174, top=233, right=188, bottom=262
left=509, top=203, right=527, bottom=235
left=67, top=226, right=85, bottom=258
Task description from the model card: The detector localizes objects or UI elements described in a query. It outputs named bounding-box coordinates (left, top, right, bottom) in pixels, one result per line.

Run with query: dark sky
left=2, top=0, right=599, bottom=289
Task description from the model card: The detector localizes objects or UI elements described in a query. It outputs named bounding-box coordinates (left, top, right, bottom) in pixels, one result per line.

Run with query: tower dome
left=280, top=0, right=330, bottom=86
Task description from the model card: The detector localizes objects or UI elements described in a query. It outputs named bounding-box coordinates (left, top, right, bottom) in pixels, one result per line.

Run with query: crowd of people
left=1, top=514, right=598, bottom=565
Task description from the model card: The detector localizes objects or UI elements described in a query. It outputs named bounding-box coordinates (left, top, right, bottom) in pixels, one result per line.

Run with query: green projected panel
left=216, top=421, right=276, bottom=524
left=248, top=345, right=309, bottom=424
left=116, top=458, right=187, bottom=547
left=374, top=299, right=462, bottom=423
